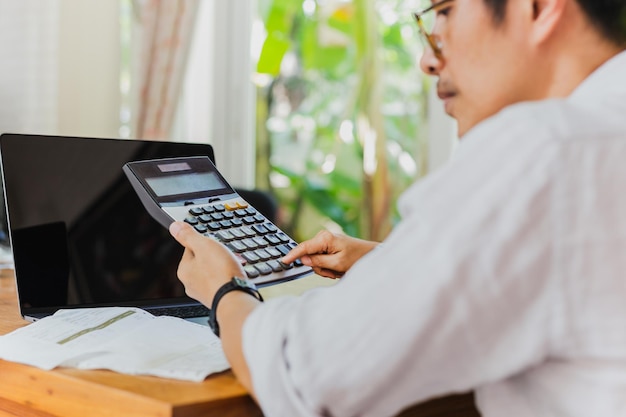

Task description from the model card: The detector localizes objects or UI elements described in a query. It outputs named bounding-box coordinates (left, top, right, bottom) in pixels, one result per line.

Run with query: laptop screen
left=0, top=134, right=216, bottom=319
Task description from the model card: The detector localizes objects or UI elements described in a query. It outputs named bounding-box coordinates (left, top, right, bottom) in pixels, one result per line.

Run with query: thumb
left=169, top=221, right=201, bottom=250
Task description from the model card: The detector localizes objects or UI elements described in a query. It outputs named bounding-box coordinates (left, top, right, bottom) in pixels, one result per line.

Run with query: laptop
left=0, top=133, right=227, bottom=323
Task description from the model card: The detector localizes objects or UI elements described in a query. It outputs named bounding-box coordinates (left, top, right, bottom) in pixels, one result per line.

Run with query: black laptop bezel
left=0, top=133, right=216, bottom=322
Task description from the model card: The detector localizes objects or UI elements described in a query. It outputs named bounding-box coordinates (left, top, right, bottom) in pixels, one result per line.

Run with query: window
left=251, top=0, right=455, bottom=240
left=136, top=0, right=456, bottom=241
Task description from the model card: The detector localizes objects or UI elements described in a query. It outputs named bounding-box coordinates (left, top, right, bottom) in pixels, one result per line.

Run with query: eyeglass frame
left=413, top=0, right=454, bottom=60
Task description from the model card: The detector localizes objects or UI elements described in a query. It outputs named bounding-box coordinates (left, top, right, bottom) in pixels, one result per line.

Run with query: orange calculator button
left=224, top=201, right=239, bottom=211
left=225, top=200, right=249, bottom=211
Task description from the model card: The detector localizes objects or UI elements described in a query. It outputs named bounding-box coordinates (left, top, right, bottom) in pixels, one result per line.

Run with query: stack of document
left=0, top=307, right=230, bottom=382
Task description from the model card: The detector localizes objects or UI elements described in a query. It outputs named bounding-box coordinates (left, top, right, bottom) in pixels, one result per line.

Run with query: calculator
left=123, top=156, right=312, bottom=286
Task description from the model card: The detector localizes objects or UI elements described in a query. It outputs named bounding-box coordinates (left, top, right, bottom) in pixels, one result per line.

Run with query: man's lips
left=436, top=79, right=458, bottom=114
left=437, top=89, right=456, bottom=100
left=436, top=79, right=457, bottom=100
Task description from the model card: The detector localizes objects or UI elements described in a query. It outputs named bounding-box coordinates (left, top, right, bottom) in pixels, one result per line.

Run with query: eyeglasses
left=413, top=0, right=454, bottom=60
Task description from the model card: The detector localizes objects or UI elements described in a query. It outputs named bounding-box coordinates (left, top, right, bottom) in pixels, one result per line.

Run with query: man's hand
left=169, top=221, right=246, bottom=306
left=170, top=221, right=259, bottom=396
left=282, top=230, right=378, bottom=278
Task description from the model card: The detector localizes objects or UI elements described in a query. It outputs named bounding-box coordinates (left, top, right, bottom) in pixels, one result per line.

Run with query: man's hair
left=483, top=0, right=626, bottom=46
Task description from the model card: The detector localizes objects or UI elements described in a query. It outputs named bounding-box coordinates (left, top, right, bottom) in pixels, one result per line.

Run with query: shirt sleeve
left=242, top=109, right=563, bottom=417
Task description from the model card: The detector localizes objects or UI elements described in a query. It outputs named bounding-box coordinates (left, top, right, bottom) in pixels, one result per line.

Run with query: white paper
left=0, top=307, right=230, bottom=382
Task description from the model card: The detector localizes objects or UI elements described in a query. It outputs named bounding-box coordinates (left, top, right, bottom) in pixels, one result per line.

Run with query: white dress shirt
left=242, top=50, right=626, bottom=417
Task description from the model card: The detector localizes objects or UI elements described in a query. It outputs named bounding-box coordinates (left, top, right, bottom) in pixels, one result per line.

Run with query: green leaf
left=382, top=24, right=414, bottom=68
left=264, top=0, right=299, bottom=33
left=301, top=19, right=351, bottom=75
left=257, top=32, right=291, bottom=75
left=305, top=188, right=349, bottom=226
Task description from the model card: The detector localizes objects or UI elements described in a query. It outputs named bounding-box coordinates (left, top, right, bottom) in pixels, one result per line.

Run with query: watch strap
left=209, top=277, right=263, bottom=337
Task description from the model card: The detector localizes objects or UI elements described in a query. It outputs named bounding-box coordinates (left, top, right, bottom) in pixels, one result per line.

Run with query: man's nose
left=419, top=45, right=443, bottom=75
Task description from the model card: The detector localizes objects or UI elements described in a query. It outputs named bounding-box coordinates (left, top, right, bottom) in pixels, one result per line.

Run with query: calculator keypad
left=183, top=199, right=308, bottom=285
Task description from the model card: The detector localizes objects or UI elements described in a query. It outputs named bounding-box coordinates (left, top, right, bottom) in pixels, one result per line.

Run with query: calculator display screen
left=145, top=172, right=225, bottom=197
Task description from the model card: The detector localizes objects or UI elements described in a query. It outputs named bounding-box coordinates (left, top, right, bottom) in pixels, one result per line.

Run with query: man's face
left=420, top=0, right=538, bottom=136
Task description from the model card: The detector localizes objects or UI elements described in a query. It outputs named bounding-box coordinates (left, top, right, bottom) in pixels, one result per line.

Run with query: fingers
left=176, top=247, right=195, bottom=280
left=170, top=221, right=204, bottom=252
left=301, top=253, right=345, bottom=274
left=281, top=243, right=309, bottom=264
left=281, top=230, right=333, bottom=264
left=315, top=267, right=344, bottom=279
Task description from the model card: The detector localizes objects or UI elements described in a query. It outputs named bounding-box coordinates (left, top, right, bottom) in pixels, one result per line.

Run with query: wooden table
left=0, top=268, right=268, bottom=417
left=0, top=269, right=479, bottom=417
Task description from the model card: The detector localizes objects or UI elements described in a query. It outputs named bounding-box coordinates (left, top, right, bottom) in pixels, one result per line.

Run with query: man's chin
left=455, top=118, right=472, bottom=138
left=442, top=96, right=455, bottom=116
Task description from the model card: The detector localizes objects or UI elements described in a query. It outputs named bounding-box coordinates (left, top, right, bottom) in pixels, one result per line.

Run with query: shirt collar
left=569, top=49, right=626, bottom=102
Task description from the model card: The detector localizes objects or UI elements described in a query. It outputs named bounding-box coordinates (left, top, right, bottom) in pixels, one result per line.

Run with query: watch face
left=233, top=277, right=257, bottom=290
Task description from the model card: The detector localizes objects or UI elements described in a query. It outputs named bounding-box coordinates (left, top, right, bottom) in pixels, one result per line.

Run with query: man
left=170, top=0, right=626, bottom=415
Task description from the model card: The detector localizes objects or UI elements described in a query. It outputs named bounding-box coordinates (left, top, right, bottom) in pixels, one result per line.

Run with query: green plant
left=255, top=0, right=429, bottom=241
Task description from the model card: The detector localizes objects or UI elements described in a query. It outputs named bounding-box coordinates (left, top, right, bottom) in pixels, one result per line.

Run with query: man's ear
left=530, top=0, right=567, bottom=44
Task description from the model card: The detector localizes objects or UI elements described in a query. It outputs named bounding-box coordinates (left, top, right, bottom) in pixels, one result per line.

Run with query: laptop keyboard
left=183, top=201, right=306, bottom=285
left=149, top=304, right=210, bottom=319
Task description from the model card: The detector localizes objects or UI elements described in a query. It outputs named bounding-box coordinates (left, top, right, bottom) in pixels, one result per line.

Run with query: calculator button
left=275, top=244, right=291, bottom=256
left=231, top=218, right=243, bottom=227
left=253, top=263, right=273, bottom=275
left=242, top=216, right=256, bottom=225
left=230, top=229, right=246, bottom=239
left=240, top=226, right=256, bottom=237
left=244, top=266, right=260, bottom=278
left=234, top=253, right=247, bottom=266
left=219, top=220, right=233, bottom=228
left=241, top=238, right=259, bottom=250
left=275, top=233, right=291, bottom=243
left=266, top=248, right=282, bottom=258
left=264, top=234, right=280, bottom=245
left=210, top=212, right=224, bottom=221
left=202, top=206, right=215, bottom=214
left=267, top=260, right=283, bottom=272
left=207, top=222, right=221, bottom=231
left=184, top=217, right=199, bottom=225
left=226, top=201, right=248, bottom=210
left=245, top=207, right=257, bottom=215
left=216, top=231, right=235, bottom=241
left=279, top=261, right=293, bottom=270
left=242, top=252, right=260, bottom=263
left=198, top=214, right=212, bottom=223
left=264, top=223, right=278, bottom=233
left=253, top=214, right=265, bottom=222
left=189, top=207, right=204, bottom=216
left=194, top=224, right=208, bottom=233
left=214, top=204, right=225, bottom=212
left=252, top=224, right=269, bottom=235
left=234, top=209, right=248, bottom=217
left=253, top=237, right=268, bottom=247
left=255, top=249, right=272, bottom=261
left=227, top=241, right=247, bottom=253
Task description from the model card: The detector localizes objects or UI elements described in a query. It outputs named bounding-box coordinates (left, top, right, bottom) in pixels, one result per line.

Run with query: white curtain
left=0, top=0, right=59, bottom=135
left=132, top=0, right=200, bottom=140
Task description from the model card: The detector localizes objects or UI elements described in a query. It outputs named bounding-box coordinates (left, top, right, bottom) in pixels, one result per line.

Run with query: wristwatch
left=208, top=277, right=264, bottom=337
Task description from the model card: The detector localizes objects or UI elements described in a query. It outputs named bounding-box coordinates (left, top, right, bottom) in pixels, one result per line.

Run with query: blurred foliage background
left=253, top=0, right=430, bottom=241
